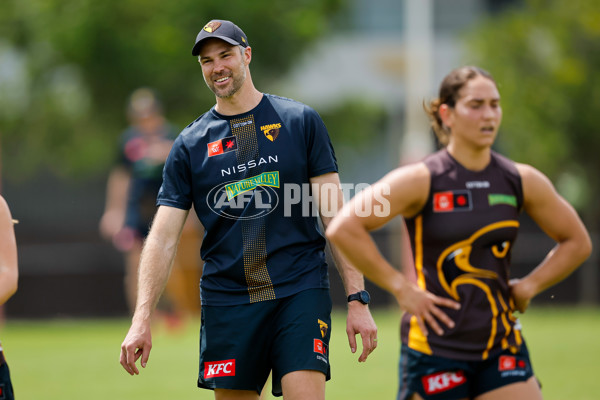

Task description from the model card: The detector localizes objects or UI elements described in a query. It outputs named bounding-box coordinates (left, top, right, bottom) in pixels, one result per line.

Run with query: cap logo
left=241, top=37, right=246, bottom=43
left=203, top=21, right=221, bottom=33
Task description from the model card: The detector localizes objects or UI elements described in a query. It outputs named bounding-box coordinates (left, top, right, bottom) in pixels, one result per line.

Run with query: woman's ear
left=438, top=103, right=453, bottom=130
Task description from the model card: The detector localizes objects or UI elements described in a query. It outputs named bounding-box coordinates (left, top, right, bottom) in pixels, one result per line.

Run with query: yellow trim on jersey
left=408, top=316, right=433, bottom=355
left=497, top=290, right=512, bottom=349
left=508, top=298, right=523, bottom=346
left=408, top=215, right=432, bottom=354
left=414, top=215, right=426, bottom=290
left=514, top=326, right=522, bottom=346
left=507, top=297, right=517, bottom=322
left=455, top=277, right=498, bottom=360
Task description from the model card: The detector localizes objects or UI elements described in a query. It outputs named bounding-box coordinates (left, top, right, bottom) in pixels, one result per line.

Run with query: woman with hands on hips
left=326, top=66, right=591, bottom=400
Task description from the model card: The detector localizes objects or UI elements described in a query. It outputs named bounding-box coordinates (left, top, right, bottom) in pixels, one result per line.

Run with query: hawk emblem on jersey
left=437, top=220, right=519, bottom=301
left=264, top=128, right=279, bottom=141
left=436, top=220, right=520, bottom=359
left=203, top=21, right=221, bottom=33
left=260, top=123, right=282, bottom=142
left=318, top=319, right=328, bottom=338
left=433, top=190, right=472, bottom=212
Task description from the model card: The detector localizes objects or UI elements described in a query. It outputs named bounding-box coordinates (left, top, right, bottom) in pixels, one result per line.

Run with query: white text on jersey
left=221, top=156, right=279, bottom=177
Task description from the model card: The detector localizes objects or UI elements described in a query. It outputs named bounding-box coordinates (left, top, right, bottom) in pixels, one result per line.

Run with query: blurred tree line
left=465, top=0, right=599, bottom=222
left=4, top=0, right=596, bottom=205
left=0, top=0, right=347, bottom=180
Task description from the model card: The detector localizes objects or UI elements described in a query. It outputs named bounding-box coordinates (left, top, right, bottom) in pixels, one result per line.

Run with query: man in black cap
left=120, top=19, right=378, bottom=399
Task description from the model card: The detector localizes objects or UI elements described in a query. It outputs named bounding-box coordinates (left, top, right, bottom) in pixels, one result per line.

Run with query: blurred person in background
left=99, top=88, right=203, bottom=319
left=326, top=66, right=592, bottom=400
left=0, top=195, right=18, bottom=400
left=120, top=19, right=377, bottom=400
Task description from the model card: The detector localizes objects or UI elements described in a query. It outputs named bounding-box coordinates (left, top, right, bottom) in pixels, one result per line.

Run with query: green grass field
left=2, top=306, right=598, bottom=399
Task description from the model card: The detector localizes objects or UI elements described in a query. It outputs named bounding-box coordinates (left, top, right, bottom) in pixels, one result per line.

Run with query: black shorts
left=397, top=343, right=536, bottom=400
left=198, top=288, right=332, bottom=397
left=0, top=352, right=15, bottom=400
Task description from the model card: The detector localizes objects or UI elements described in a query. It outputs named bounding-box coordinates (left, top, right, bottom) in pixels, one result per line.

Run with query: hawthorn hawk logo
left=318, top=319, right=328, bottom=338
left=260, top=123, right=282, bottom=142
left=203, top=21, right=221, bottom=33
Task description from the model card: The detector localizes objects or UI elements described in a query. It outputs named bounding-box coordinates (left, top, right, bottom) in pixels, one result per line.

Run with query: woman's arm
left=326, top=163, right=460, bottom=336
left=511, top=164, right=592, bottom=312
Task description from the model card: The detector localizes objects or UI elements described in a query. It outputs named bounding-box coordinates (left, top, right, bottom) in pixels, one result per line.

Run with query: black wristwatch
left=347, top=290, right=370, bottom=305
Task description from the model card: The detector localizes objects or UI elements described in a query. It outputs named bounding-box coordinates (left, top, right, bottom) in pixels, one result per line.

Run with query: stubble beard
left=208, top=65, right=247, bottom=99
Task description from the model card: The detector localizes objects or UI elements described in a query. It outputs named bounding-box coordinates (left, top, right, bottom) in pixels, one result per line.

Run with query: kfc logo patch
left=208, top=136, right=238, bottom=157
left=314, top=339, right=327, bottom=355
left=422, top=371, right=466, bottom=395
left=204, top=359, right=236, bottom=378
left=499, top=355, right=516, bottom=371
left=433, top=190, right=472, bottom=212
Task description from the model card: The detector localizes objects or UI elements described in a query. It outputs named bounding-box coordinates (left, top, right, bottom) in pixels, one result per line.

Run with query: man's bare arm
left=120, top=205, right=189, bottom=375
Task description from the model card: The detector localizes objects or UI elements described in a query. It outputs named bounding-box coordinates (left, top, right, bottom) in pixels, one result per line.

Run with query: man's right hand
left=120, top=320, right=153, bottom=375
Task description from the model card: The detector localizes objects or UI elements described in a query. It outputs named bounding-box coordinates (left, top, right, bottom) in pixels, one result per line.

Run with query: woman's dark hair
left=424, top=66, right=497, bottom=146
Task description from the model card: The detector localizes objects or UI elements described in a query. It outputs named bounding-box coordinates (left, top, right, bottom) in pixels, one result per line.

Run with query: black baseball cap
left=191, top=20, right=249, bottom=56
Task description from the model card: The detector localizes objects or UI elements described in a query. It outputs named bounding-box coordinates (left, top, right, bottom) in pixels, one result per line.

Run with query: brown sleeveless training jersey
left=401, top=149, right=525, bottom=361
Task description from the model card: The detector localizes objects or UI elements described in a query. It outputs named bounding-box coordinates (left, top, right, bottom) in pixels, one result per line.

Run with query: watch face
left=348, top=290, right=370, bottom=304
left=360, top=290, right=370, bottom=304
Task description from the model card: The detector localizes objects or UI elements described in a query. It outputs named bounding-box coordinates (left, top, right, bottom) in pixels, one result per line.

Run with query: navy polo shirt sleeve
left=304, top=106, right=338, bottom=178
left=157, top=134, right=193, bottom=210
